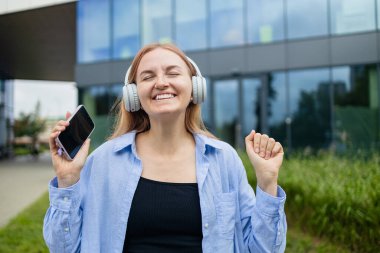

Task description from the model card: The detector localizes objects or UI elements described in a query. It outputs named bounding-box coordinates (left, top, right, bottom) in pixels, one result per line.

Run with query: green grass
left=240, top=151, right=380, bottom=253
left=0, top=193, right=49, bottom=253
left=1, top=153, right=365, bottom=253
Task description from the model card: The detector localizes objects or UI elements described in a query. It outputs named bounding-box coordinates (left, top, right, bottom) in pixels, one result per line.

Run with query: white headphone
left=123, top=57, right=207, bottom=112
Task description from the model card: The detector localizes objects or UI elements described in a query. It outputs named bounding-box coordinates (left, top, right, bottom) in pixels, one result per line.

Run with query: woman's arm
left=43, top=178, right=83, bottom=253
left=43, top=156, right=93, bottom=253
left=43, top=112, right=92, bottom=252
left=238, top=130, right=287, bottom=252
left=237, top=162, right=287, bottom=253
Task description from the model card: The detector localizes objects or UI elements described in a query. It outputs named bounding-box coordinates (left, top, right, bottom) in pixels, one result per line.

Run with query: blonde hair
left=109, top=43, right=215, bottom=140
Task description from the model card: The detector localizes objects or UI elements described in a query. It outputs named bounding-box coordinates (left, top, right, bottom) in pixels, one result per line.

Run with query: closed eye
left=142, top=75, right=154, bottom=81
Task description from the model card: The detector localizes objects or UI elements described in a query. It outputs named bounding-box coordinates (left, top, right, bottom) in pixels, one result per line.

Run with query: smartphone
left=55, top=105, right=95, bottom=160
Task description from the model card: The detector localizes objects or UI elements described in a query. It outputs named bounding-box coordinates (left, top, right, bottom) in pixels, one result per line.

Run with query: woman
left=44, top=43, right=287, bottom=253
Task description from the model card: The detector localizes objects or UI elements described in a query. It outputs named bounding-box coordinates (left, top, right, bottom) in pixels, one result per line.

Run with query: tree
left=13, top=101, right=47, bottom=157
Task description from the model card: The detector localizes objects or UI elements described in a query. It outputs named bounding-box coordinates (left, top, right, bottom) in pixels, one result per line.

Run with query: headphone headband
left=124, top=56, right=203, bottom=85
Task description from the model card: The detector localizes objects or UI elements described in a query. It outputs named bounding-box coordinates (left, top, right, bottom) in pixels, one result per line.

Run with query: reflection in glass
left=91, top=86, right=110, bottom=116
left=288, top=69, right=331, bottom=149
left=330, top=0, right=375, bottom=35
left=81, top=85, right=124, bottom=117
left=267, top=73, right=287, bottom=145
left=378, top=0, right=380, bottom=30
left=109, top=84, right=123, bottom=111
left=242, top=78, right=260, bottom=137
left=142, top=0, right=172, bottom=45
left=77, top=0, right=110, bottom=63
left=247, top=0, right=284, bottom=44
left=81, top=85, right=117, bottom=147
left=214, top=80, right=238, bottom=145
left=332, top=65, right=379, bottom=150
left=286, top=0, right=328, bottom=39
left=210, top=0, right=244, bottom=47
left=113, top=0, right=140, bottom=59
left=175, top=0, right=207, bottom=51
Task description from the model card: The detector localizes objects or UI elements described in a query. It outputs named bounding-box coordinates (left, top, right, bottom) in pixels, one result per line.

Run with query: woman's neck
left=138, top=115, right=194, bottom=156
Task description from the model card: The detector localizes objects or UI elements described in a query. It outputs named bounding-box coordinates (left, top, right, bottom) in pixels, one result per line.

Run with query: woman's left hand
left=245, top=130, right=284, bottom=196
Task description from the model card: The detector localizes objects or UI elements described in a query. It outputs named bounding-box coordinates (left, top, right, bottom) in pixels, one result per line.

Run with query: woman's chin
left=148, top=107, right=186, bottom=120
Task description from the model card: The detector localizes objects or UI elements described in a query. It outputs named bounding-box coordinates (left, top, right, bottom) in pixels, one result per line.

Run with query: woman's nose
left=155, top=75, right=168, bottom=89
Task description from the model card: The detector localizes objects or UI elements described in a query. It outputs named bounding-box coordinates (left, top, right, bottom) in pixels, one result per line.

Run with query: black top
left=123, top=177, right=203, bottom=253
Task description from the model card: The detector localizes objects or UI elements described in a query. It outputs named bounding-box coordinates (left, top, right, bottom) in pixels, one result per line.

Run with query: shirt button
left=63, top=197, right=69, bottom=202
left=64, top=227, right=69, bottom=232
left=204, top=223, right=209, bottom=229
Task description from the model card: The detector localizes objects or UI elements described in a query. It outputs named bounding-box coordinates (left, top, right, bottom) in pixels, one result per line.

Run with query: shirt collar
left=193, top=133, right=223, bottom=154
left=112, top=131, right=137, bottom=153
left=112, top=130, right=223, bottom=154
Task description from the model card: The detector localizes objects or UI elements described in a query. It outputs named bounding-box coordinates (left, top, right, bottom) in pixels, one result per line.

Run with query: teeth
left=155, top=94, right=174, bottom=100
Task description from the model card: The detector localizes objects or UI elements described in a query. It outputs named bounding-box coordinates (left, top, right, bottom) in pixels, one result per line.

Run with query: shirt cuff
left=48, top=177, right=81, bottom=212
left=255, top=185, right=286, bottom=217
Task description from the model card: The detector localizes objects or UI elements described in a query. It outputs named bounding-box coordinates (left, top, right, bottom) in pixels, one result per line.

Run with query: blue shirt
left=43, top=131, right=287, bottom=253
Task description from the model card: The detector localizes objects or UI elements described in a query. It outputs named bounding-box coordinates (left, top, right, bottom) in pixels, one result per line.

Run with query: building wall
left=76, top=0, right=380, bottom=151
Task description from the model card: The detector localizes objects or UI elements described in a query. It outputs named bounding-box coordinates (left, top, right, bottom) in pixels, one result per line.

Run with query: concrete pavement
left=0, top=152, right=55, bottom=228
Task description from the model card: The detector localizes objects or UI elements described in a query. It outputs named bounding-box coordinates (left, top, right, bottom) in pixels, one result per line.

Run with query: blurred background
left=0, top=0, right=379, bottom=252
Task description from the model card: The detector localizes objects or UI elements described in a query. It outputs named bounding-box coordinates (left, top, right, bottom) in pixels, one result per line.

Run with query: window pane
left=175, top=0, right=207, bottom=51
left=113, top=0, right=140, bottom=59
left=210, top=0, right=244, bottom=47
left=80, top=85, right=115, bottom=147
left=77, top=0, right=110, bottom=63
left=91, top=86, right=110, bottom=116
left=332, top=65, right=379, bottom=150
left=242, top=78, right=261, bottom=137
left=378, top=0, right=380, bottom=30
left=247, top=0, right=284, bottom=44
left=267, top=72, right=287, bottom=145
left=330, top=0, right=375, bottom=35
left=142, top=0, right=172, bottom=45
left=109, top=84, right=123, bottom=111
left=214, top=80, right=238, bottom=145
left=286, top=0, right=328, bottom=39
left=288, top=69, right=331, bottom=149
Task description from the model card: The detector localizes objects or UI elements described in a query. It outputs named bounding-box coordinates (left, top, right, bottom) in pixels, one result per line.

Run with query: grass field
left=241, top=151, right=380, bottom=253
left=1, top=152, right=378, bottom=252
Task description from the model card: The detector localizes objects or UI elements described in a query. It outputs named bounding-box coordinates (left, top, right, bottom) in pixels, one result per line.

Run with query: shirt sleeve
left=43, top=178, right=82, bottom=253
left=233, top=151, right=287, bottom=253
left=43, top=156, right=93, bottom=253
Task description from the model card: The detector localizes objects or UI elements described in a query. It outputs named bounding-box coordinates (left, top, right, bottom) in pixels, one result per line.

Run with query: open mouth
left=154, top=93, right=176, bottom=100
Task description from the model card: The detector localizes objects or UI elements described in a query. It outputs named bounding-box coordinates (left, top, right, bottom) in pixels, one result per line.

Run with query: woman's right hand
left=49, top=111, right=91, bottom=188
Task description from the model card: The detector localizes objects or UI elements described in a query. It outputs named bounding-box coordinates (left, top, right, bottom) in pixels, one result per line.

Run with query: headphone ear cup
left=200, top=76, right=207, bottom=102
left=192, top=76, right=198, bottom=104
left=192, top=76, right=206, bottom=104
left=123, top=83, right=140, bottom=112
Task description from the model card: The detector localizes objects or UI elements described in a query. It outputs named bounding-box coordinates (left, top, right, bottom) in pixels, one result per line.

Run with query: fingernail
left=260, top=152, right=265, bottom=157
left=255, top=148, right=259, bottom=153
left=265, top=153, right=270, bottom=159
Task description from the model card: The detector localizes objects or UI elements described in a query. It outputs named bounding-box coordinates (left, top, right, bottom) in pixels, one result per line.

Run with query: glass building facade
left=77, top=0, right=380, bottom=152
left=0, top=80, right=14, bottom=158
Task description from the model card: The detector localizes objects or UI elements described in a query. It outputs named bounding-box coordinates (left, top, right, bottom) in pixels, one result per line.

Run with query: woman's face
left=135, top=48, right=193, bottom=120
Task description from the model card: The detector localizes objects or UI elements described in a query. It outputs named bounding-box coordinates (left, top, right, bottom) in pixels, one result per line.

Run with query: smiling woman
left=43, top=43, right=287, bottom=253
